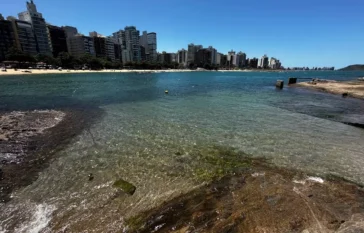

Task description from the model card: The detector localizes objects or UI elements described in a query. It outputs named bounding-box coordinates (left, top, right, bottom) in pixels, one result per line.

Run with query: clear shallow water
left=1, top=71, right=364, bottom=232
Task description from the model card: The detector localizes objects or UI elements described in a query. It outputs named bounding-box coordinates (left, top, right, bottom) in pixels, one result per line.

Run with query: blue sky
left=2, top=0, right=364, bottom=68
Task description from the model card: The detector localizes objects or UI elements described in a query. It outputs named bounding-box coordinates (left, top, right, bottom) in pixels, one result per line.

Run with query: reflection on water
left=0, top=71, right=364, bottom=232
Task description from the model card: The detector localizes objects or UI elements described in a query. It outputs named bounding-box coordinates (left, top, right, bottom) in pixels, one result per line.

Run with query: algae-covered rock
left=113, top=179, right=136, bottom=195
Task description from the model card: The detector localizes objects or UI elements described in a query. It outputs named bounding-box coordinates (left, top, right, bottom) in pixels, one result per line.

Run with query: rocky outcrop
left=124, top=165, right=364, bottom=233
left=0, top=110, right=65, bottom=165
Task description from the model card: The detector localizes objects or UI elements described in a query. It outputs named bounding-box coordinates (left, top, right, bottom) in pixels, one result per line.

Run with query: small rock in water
left=0, top=168, right=3, bottom=180
left=113, top=179, right=136, bottom=195
left=342, top=92, right=348, bottom=97
left=88, top=173, right=94, bottom=181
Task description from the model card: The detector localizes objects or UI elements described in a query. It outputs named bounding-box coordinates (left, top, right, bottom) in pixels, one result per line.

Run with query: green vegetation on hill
left=339, top=64, right=364, bottom=71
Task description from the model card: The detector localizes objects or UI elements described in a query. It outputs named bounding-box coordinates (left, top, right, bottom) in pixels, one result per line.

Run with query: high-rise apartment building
left=236, top=52, right=247, bottom=68
left=0, top=15, right=15, bottom=61
left=18, top=0, right=52, bottom=55
left=259, top=54, right=269, bottom=68
left=63, top=26, right=78, bottom=38
left=177, top=49, right=188, bottom=66
left=216, top=53, right=222, bottom=65
left=207, top=46, right=217, bottom=64
left=105, top=37, right=116, bottom=61
left=7, top=16, right=38, bottom=56
left=269, top=57, right=281, bottom=69
left=90, top=32, right=116, bottom=61
left=147, top=32, right=157, bottom=62
left=187, top=43, right=202, bottom=65
left=112, top=30, right=126, bottom=48
left=194, top=48, right=212, bottom=66
left=227, top=50, right=236, bottom=66
left=248, top=58, right=258, bottom=68
left=112, top=29, right=128, bottom=63
left=67, top=35, right=95, bottom=57
left=125, top=26, right=140, bottom=62
left=47, top=25, right=68, bottom=57
left=140, top=31, right=148, bottom=59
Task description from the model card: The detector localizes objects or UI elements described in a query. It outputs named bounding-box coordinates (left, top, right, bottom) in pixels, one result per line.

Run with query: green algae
left=113, top=179, right=136, bottom=195
left=192, top=145, right=255, bottom=182
left=124, top=215, right=146, bottom=232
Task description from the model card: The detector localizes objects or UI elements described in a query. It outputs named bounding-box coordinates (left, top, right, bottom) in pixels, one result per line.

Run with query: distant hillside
left=339, top=64, right=364, bottom=71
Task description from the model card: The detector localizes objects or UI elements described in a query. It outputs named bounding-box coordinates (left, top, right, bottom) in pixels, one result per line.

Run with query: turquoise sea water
left=0, top=71, right=364, bottom=232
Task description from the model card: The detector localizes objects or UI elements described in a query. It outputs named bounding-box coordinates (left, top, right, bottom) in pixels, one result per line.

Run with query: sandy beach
left=0, top=68, right=288, bottom=76
left=297, top=79, right=364, bottom=99
left=0, top=69, right=196, bottom=76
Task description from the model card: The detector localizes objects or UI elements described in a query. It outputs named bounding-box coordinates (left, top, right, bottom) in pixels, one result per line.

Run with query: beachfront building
left=236, top=52, right=247, bottom=68
left=105, top=37, right=116, bottom=61
left=147, top=32, right=157, bottom=62
left=227, top=50, right=236, bottom=67
left=89, top=32, right=116, bottom=61
left=7, top=16, right=38, bottom=56
left=269, top=57, right=281, bottom=69
left=125, top=26, right=141, bottom=62
left=259, top=54, right=269, bottom=69
left=177, top=49, right=188, bottom=67
left=92, top=35, right=106, bottom=58
left=18, top=0, right=52, bottom=55
left=187, top=43, right=202, bottom=65
left=67, top=35, right=95, bottom=57
left=139, top=31, right=157, bottom=62
left=63, top=26, right=78, bottom=38
left=194, top=48, right=212, bottom=67
left=113, top=29, right=128, bottom=63
left=47, top=25, right=68, bottom=57
left=206, top=46, right=217, bottom=65
left=248, top=58, right=259, bottom=68
left=0, top=15, right=16, bottom=61
left=216, top=53, right=222, bottom=65
left=158, top=51, right=171, bottom=64
left=112, top=30, right=126, bottom=48
left=114, top=43, right=122, bottom=62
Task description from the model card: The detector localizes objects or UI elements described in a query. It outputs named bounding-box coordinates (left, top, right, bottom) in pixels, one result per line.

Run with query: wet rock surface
left=0, top=110, right=65, bottom=165
left=0, top=109, right=103, bottom=202
left=125, top=165, right=364, bottom=233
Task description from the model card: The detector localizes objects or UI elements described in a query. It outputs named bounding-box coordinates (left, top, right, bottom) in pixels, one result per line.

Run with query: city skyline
left=1, top=0, right=364, bottom=68
left=0, top=0, right=287, bottom=70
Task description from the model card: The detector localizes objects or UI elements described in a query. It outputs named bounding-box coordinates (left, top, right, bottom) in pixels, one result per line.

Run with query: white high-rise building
left=18, top=0, right=52, bottom=55
left=259, top=54, right=269, bottom=68
left=269, top=57, right=281, bottom=69
left=227, top=50, right=236, bottom=66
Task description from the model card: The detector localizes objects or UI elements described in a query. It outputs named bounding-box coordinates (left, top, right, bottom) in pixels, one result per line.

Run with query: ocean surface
left=1, top=71, right=364, bottom=232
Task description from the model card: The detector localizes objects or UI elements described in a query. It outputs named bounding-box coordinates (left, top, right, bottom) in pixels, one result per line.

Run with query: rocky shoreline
left=125, top=163, right=364, bottom=233
left=0, top=108, right=103, bottom=202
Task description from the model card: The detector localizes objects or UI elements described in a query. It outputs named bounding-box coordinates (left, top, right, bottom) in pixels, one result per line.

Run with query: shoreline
left=0, top=68, right=336, bottom=76
left=0, top=69, right=195, bottom=76
left=296, top=79, right=364, bottom=100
